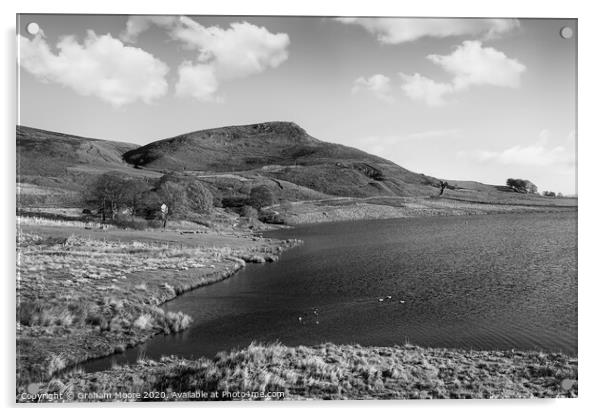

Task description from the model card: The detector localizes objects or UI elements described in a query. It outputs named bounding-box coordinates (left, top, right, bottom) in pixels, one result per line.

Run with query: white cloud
left=122, top=16, right=290, bottom=101
left=399, top=41, right=526, bottom=106
left=335, top=18, right=519, bottom=44
left=172, top=18, right=289, bottom=79
left=175, top=62, right=220, bottom=102
left=18, top=31, right=169, bottom=107
left=399, top=73, right=454, bottom=107
left=427, top=40, right=526, bottom=90
left=459, top=130, right=576, bottom=168
left=352, top=74, right=394, bottom=103
left=121, top=16, right=177, bottom=43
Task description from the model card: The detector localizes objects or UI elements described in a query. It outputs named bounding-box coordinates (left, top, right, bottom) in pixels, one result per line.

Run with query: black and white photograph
left=14, top=12, right=578, bottom=402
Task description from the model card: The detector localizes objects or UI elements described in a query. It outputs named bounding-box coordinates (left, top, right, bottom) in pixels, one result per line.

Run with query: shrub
left=221, top=196, right=248, bottom=208
left=138, top=191, right=163, bottom=219
left=249, top=185, right=274, bottom=209
left=241, top=205, right=258, bottom=218
left=258, top=210, right=286, bottom=224
left=184, top=181, right=213, bottom=213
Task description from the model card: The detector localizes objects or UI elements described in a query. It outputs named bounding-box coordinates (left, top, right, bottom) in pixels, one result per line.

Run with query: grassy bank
left=272, top=195, right=577, bottom=225
left=16, top=220, right=301, bottom=387
left=18, top=342, right=577, bottom=401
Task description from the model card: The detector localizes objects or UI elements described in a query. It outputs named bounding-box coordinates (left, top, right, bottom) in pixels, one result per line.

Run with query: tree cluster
left=506, top=178, right=538, bottom=194
left=248, top=185, right=275, bottom=210
left=87, top=172, right=213, bottom=221
left=542, top=191, right=563, bottom=197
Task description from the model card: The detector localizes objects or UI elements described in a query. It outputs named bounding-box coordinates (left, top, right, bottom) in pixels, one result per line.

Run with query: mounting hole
left=26, top=22, right=40, bottom=36
left=560, top=26, right=573, bottom=39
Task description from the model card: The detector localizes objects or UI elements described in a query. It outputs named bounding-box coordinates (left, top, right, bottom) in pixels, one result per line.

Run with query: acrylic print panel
left=16, top=15, right=577, bottom=402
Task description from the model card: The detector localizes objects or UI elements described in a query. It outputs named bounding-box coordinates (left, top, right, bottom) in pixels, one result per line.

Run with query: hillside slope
left=124, top=122, right=371, bottom=171
left=17, top=126, right=136, bottom=176
left=123, top=121, right=441, bottom=197
left=16, top=126, right=160, bottom=193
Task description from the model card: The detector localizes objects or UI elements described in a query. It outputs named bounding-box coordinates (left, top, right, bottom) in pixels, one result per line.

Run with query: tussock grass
left=18, top=216, right=106, bottom=229
left=163, top=311, right=193, bottom=333
left=16, top=227, right=300, bottom=387
left=133, top=314, right=153, bottom=330
left=24, top=342, right=577, bottom=401
left=17, top=233, right=245, bottom=286
left=46, top=354, right=67, bottom=377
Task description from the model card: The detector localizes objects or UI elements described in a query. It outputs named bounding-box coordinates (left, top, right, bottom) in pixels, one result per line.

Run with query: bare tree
left=439, top=181, right=449, bottom=196
left=88, top=173, right=129, bottom=221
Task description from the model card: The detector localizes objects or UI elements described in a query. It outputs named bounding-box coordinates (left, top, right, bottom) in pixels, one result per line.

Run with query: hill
left=17, top=125, right=137, bottom=178
left=16, top=126, right=165, bottom=204
left=16, top=122, right=576, bottom=216
left=123, top=121, right=441, bottom=198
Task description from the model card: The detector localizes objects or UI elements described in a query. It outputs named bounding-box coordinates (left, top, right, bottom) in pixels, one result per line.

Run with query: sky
left=17, top=15, right=577, bottom=195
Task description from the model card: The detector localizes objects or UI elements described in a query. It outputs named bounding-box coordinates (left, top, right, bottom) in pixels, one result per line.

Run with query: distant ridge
left=17, top=125, right=137, bottom=179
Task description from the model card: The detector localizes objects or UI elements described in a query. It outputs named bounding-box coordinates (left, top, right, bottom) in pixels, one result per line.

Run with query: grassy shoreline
left=16, top=220, right=301, bottom=388
left=18, top=342, right=577, bottom=402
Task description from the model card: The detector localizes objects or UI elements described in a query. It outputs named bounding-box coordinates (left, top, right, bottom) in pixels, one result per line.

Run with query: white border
left=2, top=1, right=600, bottom=415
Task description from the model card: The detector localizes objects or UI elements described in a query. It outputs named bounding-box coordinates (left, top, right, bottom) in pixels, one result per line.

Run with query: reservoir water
left=83, top=211, right=577, bottom=372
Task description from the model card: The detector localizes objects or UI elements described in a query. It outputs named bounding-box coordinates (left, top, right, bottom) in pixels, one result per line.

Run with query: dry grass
left=22, top=342, right=577, bottom=402
left=16, top=233, right=268, bottom=285
left=279, top=195, right=576, bottom=225
left=17, top=216, right=109, bottom=229
left=16, top=227, right=301, bottom=386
